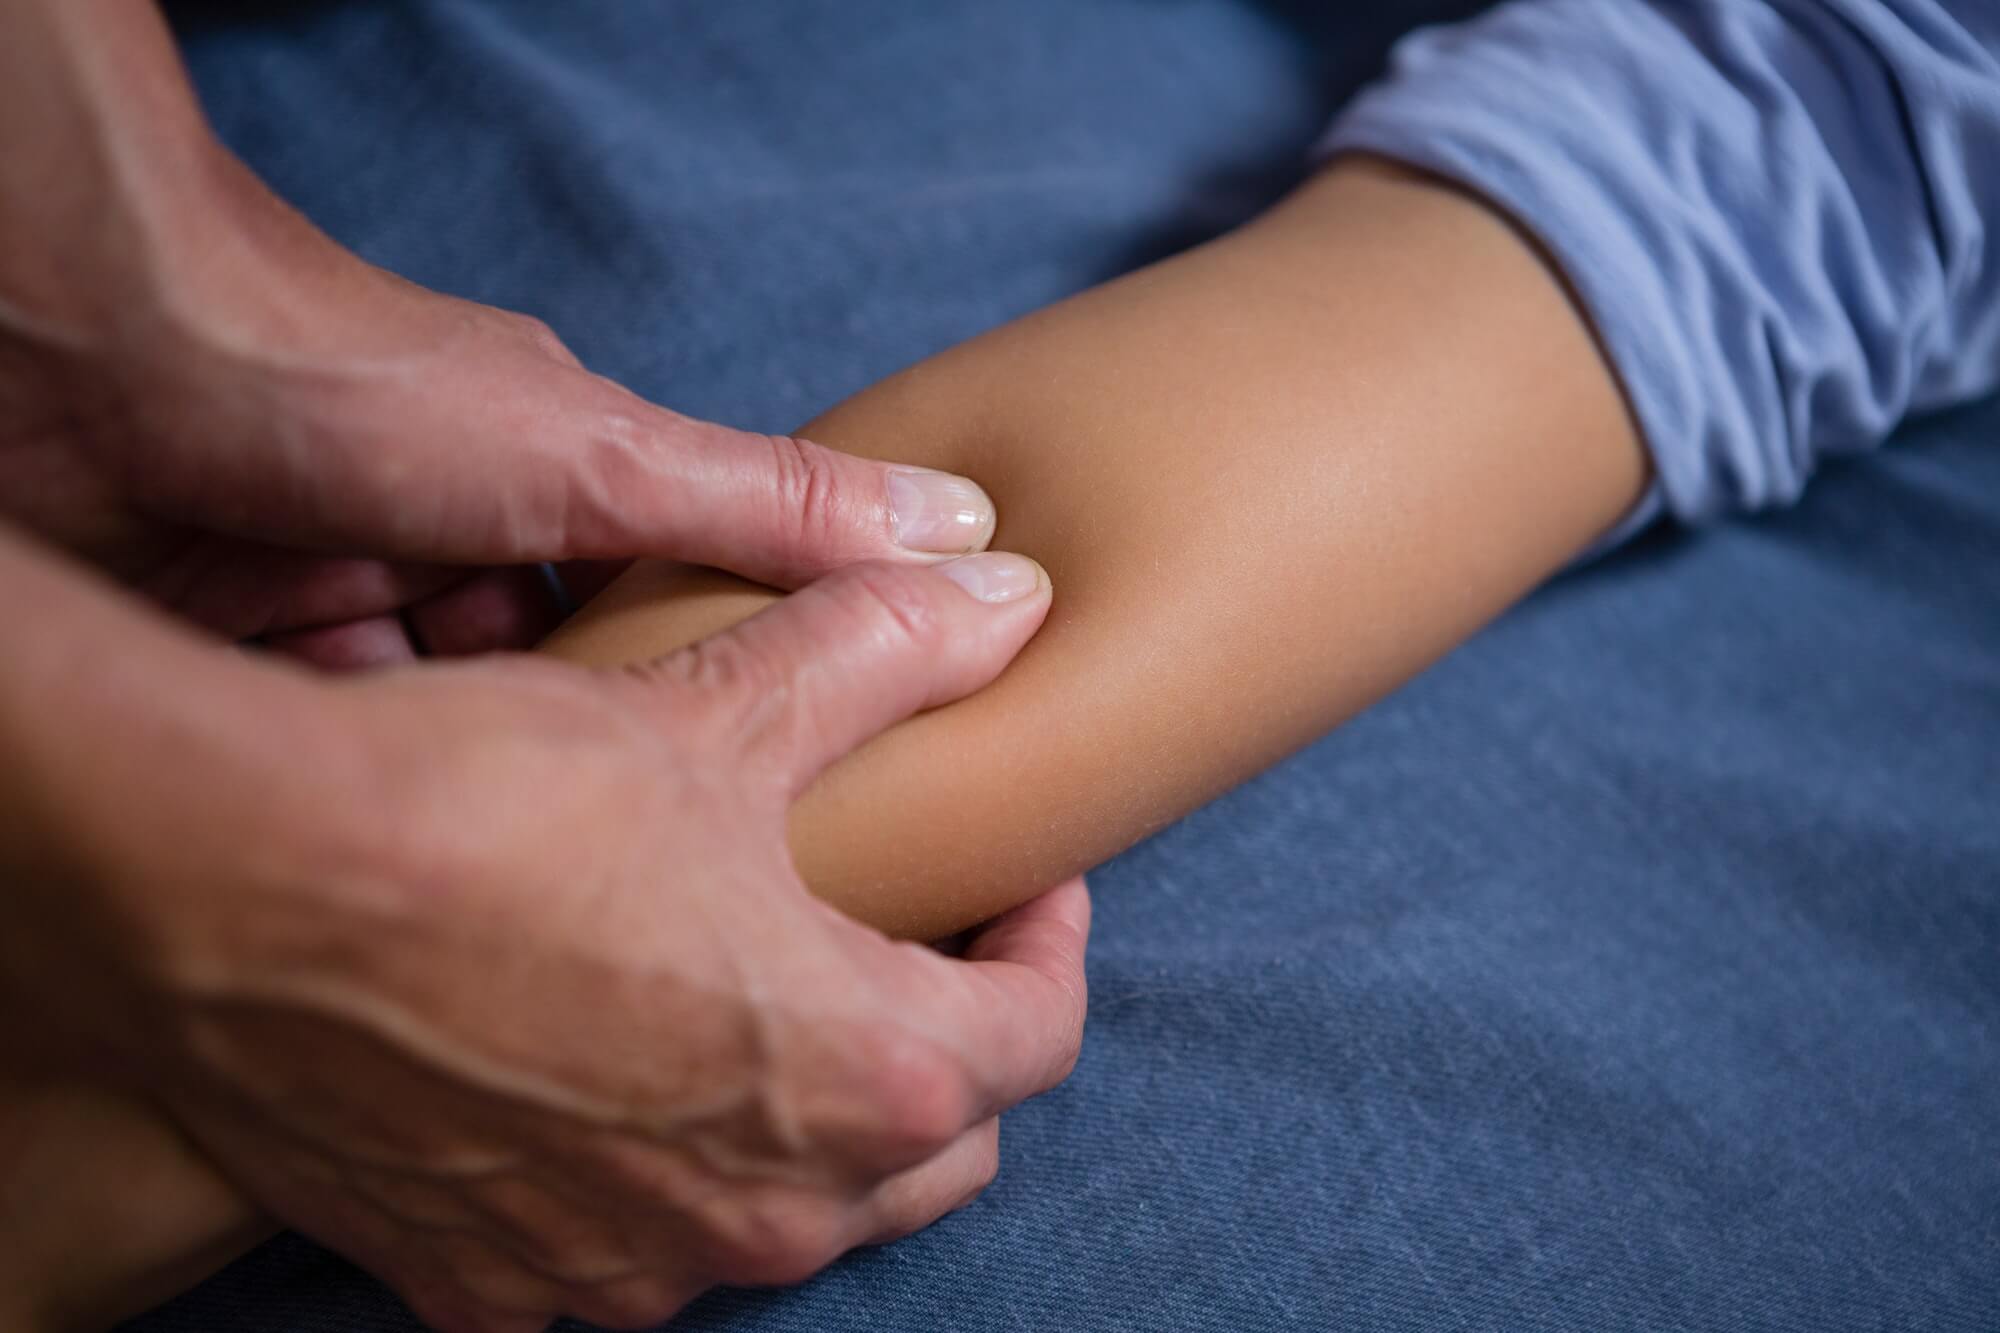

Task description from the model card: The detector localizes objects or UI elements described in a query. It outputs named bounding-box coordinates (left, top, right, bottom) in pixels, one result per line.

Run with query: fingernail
left=938, top=552, right=1045, bottom=604
left=888, top=469, right=996, bottom=554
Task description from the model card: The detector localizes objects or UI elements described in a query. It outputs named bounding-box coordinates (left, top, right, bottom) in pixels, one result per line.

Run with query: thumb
left=638, top=553, right=1052, bottom=796
left=204, top=341, right=997, bottom=589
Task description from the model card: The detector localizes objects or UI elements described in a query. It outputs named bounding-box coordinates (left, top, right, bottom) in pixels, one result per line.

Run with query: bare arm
left=543, top=158, right=1648, bottom=939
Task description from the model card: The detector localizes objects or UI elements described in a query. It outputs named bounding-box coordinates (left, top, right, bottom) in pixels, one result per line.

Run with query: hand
left=8, top=547, right=1084, bottom=1333
left=0, top=1, right=996, bottom=666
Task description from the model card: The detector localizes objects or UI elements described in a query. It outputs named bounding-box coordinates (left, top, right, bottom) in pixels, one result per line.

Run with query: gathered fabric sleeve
left=1320, top=0, right=2000, bottom=531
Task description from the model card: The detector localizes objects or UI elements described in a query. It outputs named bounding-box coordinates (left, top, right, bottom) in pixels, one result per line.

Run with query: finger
left=166, top=347, right=999, bottom=589
left=517, top=390, right=1002, bottom=583
left=925, top=876, right=1092, bottom=1120
left=405, top=565, right=565, bottom=656
left=861, top=1118, right=1001, bottom=1246
left=608, top=422, right=1002, bottom=585
left=640, top=554, right=1051, bottom=795
left=264, top=614, right=418, bottom=669
left=494, top=308, right=584, bottom=369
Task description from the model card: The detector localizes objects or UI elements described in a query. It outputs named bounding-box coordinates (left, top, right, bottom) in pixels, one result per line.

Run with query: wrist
left=0, top=2, right=260, bottom=570
left=0, top=531, right=374, bottom=1088
left=0, top=1, right=238, bottom=340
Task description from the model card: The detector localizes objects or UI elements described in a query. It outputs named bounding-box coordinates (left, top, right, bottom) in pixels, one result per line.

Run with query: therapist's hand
left=4, top=537, right=1085, bottom=1333
left=0, top=0, right=996, bottom=664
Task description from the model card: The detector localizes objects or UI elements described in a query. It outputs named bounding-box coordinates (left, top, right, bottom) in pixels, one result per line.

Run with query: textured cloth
left=1326, top=0, right=2000, bottom=532
left=130, top=2, right=1999, bottom=1329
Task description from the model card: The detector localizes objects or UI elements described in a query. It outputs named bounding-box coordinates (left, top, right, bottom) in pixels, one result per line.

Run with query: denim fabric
left=128, top=3, right=1999, bottom=1329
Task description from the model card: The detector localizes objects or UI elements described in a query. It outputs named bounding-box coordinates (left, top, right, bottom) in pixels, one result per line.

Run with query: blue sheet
left=132, top=3, right=1999, bottom=1329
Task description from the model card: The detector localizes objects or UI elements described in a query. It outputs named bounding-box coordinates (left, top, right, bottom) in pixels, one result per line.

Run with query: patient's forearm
left=542, top=158, right=1647, bottom=938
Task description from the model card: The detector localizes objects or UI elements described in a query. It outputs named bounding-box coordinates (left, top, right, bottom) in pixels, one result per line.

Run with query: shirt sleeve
left=1319, top=0, right=2000, bottom=530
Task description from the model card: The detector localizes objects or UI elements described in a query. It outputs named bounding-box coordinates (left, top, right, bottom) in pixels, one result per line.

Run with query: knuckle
left=761, top=433, right=857, bottom=566
left=826, top=563, right=942, bottom=661
left=508, top=312, right=573, bottom=363
left=647, top=629, right=782, bottom=707
left=863, top=1030, right=973, bottom=1160
left=638, top=634, right=791, bottom=754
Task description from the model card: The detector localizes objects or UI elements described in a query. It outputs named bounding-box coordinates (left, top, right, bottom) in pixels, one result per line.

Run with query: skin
left=1, top=2, right=1090, bottom=1329
left=2, top=536, right=1084, bottom=1333
left=544, top=156, right=1649, bottom=940
left=1, top=154, right=1646, bottom=1330
left=0, top=0, right=1006, bottom=648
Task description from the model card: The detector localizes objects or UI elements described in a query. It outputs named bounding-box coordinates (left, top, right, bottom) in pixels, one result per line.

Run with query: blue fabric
left=130, top=2, right=1999, bottom=1330
left=1327, top=0, right=2000, bottom=530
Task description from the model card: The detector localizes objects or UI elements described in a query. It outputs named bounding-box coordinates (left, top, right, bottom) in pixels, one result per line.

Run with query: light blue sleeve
left=1320, top=0, right=2000, bottom=530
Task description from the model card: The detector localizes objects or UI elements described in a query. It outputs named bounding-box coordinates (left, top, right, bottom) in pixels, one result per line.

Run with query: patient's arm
left=541, top=157, right=1647, bottom=940
left=2, top=157, right=1644, bottom=1330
